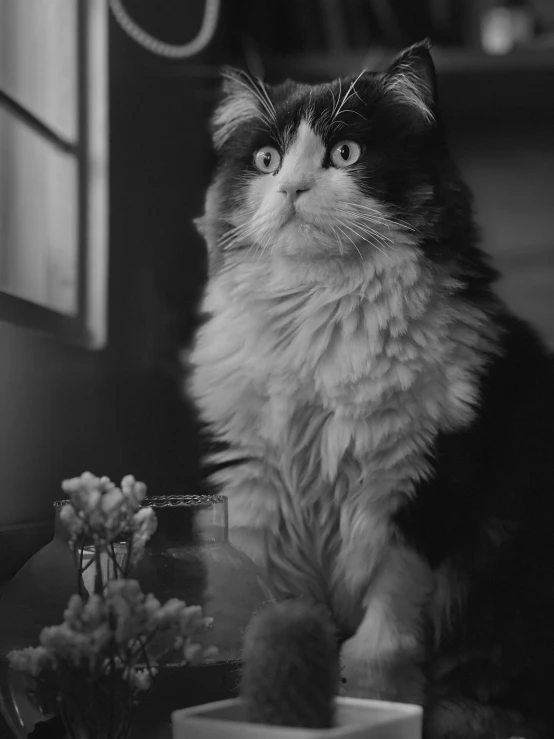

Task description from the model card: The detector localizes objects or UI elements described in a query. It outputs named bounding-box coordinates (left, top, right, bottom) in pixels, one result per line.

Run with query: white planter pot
left=172, top=696, right=423, bottom=738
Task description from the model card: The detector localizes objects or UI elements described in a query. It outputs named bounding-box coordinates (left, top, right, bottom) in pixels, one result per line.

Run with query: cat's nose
left=278, top=182, right=311, bottom=203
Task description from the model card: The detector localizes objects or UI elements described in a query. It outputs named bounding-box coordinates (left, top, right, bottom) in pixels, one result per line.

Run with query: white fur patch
left=276, top=121, right=325, bottom=191
left=189, top=232, right=492, bottom=613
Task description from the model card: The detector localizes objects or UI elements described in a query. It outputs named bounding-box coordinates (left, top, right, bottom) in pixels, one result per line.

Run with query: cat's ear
left=211, top=66, right=268, bottom=151
left=382, top=39, right=437, bottom=126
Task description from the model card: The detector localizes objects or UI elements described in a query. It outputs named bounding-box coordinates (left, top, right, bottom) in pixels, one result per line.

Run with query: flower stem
left=124, top=534, right=134, bottom=578
left=77, top=543, right=85, bottom=597
left=94, top=547, right=104, bottom=595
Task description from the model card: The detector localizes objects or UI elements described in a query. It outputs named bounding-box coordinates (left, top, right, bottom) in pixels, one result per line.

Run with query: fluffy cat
left=187, top=41, right=554, bottom=738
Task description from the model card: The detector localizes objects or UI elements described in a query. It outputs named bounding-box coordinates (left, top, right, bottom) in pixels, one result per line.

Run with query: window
left=0, top=0, right=108, bottom=347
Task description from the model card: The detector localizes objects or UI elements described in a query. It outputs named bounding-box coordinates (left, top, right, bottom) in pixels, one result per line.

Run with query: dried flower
left=121, top=474, right=148, bottom=509
left=10, top=580, right=215, bottom=673
left=128, top=507, right=157, bottom=567
left=59, top=472, right=157, bottom=599
left=8, top=646, right=52, bottom=677
left=59, top=504, right=85, bottom=538
left=9, top=471, right=216, bottom=739
left=129, top=667, right=155, bottom=692
left=107, top=580, right=156, bottom=644
left=60, top=472, right=155, bottom=551
left=8, top=579, right=217, bottom=728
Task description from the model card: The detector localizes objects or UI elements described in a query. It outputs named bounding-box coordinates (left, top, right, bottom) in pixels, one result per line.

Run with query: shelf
left=261, top=45, right=554, bottom=82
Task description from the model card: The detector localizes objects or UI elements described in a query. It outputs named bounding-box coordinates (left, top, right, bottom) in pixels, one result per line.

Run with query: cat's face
left=201, top=43, right=462, bottom=274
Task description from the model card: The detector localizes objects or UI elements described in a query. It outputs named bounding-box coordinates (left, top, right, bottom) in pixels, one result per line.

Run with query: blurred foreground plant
left=8, top=473, right=216, bottom=739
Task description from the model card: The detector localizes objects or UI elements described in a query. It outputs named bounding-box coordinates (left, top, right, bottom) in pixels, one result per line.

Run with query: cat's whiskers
left=341, top=203, right=395, bottom=222
left=244, top=236, right=264, bottom=261
left=330, top=78, right=342, bottom=121
left=257, top=81, right=278, bottom=123
left=254, top=227, right=276, bottom=264
left=349, top=226, right=393, bottom=262
left=338, top=203, right=394, bottom=221
left=219, top=212, right=270, bottom=253
left=329, top=223, right=346, bottom=257
left=353, top=205, right=420, bottom=234
left=246, top=222, right=275, bottom=261
left=336, top=108, right=369, bottom=123
left=352, top=243, right=365, bottom=262
left=218, top=222, right=255, bottom=249
left=241, top=229, right=264, bottom=261
left=304, top=94, right=317, bottom=129
left=328, top=223, right=346, bottom=258
left=316, top=210, right=358, bottom=258
left=328, top=88, right=338, bottom=121
left=331, top=69, right=367, bottom=128
left=355, top=223, right=395, bottom=251
left=342, top=205, right=418, bottom=237
left=230, top=72, right=276, bottom=125
left=352, top=226, right=395, bottom=251
left=224, top=69, right=280, bottom=143
left=240, top=212, right=279, bottom=262
left=333, top=221, right=361, bottom=260
left=336, top=216, right=395, bottom=263
left=370, top=243, right=393, bottom=261
left=218, top=208, right=410, bottom=269
left=358, top=235, right=395, bottom=262
left=335, top=207, right=396, bottom=242
left=350, top=84, right=365, bottom=106
left=340, top=215, right=395, bottom=244
left=218, top=230, right=244, bottom=250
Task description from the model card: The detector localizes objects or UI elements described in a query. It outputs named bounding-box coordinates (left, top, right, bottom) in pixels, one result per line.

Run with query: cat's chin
left=275, top=219, right=345, bottom=260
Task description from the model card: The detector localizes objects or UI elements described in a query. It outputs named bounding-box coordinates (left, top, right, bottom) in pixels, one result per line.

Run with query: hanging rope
left=109, top=0, right=221, bottom=59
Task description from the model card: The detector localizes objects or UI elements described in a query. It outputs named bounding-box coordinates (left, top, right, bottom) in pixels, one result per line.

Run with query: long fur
left=188, top=41, right=554, bottom=738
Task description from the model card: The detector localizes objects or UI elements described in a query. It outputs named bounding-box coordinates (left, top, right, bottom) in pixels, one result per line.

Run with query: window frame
left=0, top=0, right=108, bottom=349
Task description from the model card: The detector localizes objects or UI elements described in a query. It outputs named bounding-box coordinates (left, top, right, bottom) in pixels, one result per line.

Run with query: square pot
left=172, top=696, right=422, bottom=738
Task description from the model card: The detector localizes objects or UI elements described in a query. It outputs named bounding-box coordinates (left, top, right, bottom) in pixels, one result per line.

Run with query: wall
left=441, top=62, right=554, bottom=348
left=0, top=9, right=216, bottom=587
left=454, top=130, right=554, bottom=348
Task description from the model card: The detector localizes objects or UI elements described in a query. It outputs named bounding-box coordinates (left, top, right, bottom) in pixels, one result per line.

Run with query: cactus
left=240, top=599, right=340, bottom=729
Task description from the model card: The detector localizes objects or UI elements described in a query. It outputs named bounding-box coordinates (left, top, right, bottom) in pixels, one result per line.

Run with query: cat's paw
left=338, top=670, right=380, bottom=700
left=339, top=652, right=425, bottom=705
left=339, top=661, right=376, bottom=699
left=337, top=676, right=350, bottom=698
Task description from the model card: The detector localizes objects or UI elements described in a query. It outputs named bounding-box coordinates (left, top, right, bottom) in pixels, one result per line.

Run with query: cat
left=187, top=40, right=554, bottom=739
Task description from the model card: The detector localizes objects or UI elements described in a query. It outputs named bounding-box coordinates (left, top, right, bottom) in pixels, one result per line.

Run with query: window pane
left=0, top=0, right=77, bottom=141
left=0, top=109, right=78, bottom=315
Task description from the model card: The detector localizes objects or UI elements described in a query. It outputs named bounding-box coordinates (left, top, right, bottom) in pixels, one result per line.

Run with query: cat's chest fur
left=190, top=249, right=495, bottom=625
left=191, top=250, right=488, bottom=491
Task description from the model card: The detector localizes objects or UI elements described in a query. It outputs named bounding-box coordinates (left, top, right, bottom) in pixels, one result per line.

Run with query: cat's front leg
left=339, top=545, right=432, bottom=706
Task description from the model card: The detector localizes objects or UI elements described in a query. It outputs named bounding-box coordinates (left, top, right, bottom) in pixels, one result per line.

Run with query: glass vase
left=0, top=495, right=269, bottom=739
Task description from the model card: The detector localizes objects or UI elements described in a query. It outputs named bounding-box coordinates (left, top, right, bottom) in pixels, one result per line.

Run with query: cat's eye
left=253, top=146, right=281, bottom=174
left=330, top=141, right=362, bottom=168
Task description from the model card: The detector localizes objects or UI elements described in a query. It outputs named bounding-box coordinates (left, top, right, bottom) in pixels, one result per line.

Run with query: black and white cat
left=187, top=41, right=554, bottom=738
